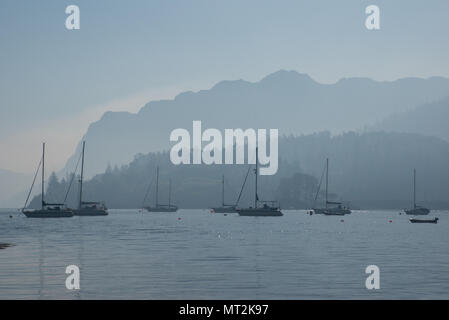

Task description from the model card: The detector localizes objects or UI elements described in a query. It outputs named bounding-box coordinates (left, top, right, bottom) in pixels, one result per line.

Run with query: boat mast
left=255, top=147, right=258, bottom=208
left=222, top=174, right=225, bottom=207
left=325, top=158, right=329, bottom=209
left=41, top=142, right=45, bottom=209
left=155, top=166, right=159, bottom=207
left=235, top=166, right=251, bottom=207
left=79, top=141, right=85, bottom=209
left=413, top=168, right=416, bottom=209
left=168, top=178, right=171, bottom=207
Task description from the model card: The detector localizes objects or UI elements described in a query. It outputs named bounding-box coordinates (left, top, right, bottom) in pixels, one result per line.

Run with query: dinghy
left=409, top=217, right=438, bottom=224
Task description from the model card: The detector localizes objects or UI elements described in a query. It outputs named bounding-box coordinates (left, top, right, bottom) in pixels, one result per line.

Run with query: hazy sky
left=1, top=0, right=448, bottom=173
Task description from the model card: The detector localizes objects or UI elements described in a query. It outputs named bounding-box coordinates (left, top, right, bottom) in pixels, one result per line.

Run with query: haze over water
left=0, top=209, right=448, bottom=299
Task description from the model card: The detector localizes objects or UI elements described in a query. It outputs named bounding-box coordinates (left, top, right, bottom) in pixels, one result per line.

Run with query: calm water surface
left=0, top=209, right=448, bottom=299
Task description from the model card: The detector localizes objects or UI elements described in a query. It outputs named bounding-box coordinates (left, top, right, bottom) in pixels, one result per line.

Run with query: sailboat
left=210, top=175, right=237, bottom=213
left=236, top=147, right=283, bottom=217
left=145, top=166, right=178, bottom=212
left=22, top=143, right=74, bottom=218
left=404, top=169, right=430, bottom=215
left=312, top=158, right=351, bottom=215
left=73, top=141, right=108, bottom=216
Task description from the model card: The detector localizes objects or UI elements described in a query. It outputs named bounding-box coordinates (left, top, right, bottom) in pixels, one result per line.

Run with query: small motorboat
left=409, top=217, right=439, bottom=224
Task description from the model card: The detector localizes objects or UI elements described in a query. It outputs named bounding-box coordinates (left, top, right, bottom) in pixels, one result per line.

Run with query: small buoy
left=9, top=215, right=13, bottom=219
left=210, top=209, right=214, bottom=214
left=178, top=217, right=181, bottom=220
left=340, top=219, right=344, bottom=222
left=389, top=220, right=392, bottom=223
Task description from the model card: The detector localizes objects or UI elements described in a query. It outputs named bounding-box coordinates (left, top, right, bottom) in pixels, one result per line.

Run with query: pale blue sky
left=1, top=0, right=448, bottom=172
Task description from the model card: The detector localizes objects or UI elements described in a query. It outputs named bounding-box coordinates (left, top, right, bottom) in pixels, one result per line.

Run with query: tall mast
left=168, top=178, right=171, bottom=207
left=222, top=174, right=225, bottom=207
left=79, top=141, right=85, bottom=209
left=325, top=158, right=329, bottom=209
left=41, top=142, right=45, bottom=209
left=155, top=166, right=159, bottom=207
left=255, top=147, right=258, bottom=208
left=413, top=168, right=416, bottom=208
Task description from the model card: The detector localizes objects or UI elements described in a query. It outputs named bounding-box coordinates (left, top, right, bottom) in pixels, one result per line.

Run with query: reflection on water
left=0, top=209, right=448, bottom=299
left=38, top=230, right=43, bottom=299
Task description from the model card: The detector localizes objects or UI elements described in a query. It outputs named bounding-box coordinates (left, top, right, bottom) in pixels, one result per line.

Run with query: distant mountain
left=0, top=169, right=31, bottom=208
left=61, top=70, right=449, bottom=178
left=36, top=131, right=449, bottom=210
left=372, top=96, right=449, bottom=141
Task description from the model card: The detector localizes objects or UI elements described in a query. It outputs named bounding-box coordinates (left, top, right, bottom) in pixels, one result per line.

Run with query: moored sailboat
left=73, top=141, right=108, bottom=216
left=211, top=175, right=237, bottom=213
left=236, top=147, right=283, bottom=217
left=145, top=166, right=178, bottom=212
left=404, top=169, right=430, bottom=215
left=312, top=158, right=351, bottom=215
left=22, top=143, right=73, bottom=218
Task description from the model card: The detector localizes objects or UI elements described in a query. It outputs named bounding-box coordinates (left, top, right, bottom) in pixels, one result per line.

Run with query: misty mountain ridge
left=371, top=96, right=449, bottom=141
left=61, top=70, right=449, bottom=178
